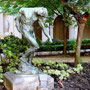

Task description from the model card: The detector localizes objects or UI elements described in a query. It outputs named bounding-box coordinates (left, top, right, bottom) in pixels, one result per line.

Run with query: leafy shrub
left=0, top=66, right=3, bottom=82
left=0, top=35, right=30, bottom=76
left=67, top=39, right=76, bottom=51
left=36, top=38, right=42, bottom=46
left=42, top=39, right=63, bottom=45
left=0, top=35, right=30, bottom=56
left=38, top=38, right=90, bottom=51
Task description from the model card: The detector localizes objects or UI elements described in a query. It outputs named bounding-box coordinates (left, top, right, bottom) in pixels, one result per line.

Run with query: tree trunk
left=74, top=23, right=85, bottom=66
left=63, top=22, right=67, bottom=55
left=63, top=11, right=67, bottom=55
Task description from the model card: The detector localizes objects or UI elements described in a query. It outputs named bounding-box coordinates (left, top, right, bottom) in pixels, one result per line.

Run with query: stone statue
left=15, top=7, right=52, bottom=74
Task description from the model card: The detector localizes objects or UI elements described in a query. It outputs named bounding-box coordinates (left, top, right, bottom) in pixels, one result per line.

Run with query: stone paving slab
left=35, top=49, right=90, bottom=56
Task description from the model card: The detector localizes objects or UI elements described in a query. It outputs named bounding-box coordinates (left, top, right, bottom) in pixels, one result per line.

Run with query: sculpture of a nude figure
left=15, top=7, right=52, bottom=74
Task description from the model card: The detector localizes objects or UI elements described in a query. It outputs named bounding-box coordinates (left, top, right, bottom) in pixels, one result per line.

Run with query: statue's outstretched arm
left=15, top=13, right=22, bottom=33
left=38, top=19, right=52, bottom=42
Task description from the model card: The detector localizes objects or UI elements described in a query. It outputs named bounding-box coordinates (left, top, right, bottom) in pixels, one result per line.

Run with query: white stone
left=38, top=86, right=49, bottom=90
left=69, top=15, right=78, bottom=40
left=0, top=11, right=3, bottom=35
left=4, top=71, right=54, bottom=90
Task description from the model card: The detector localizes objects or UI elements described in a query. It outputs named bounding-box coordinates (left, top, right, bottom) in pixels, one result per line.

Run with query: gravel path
left=34, top=55, right=90, bottom=63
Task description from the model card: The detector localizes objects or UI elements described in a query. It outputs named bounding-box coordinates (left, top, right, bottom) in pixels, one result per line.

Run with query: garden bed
left=0, top=63, right=90, bottom=90
left=54, top=63, right=90, bottom=90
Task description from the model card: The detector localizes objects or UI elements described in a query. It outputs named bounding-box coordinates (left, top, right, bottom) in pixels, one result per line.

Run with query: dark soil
left=0, top=63, right=90, bottom=90
left=54, top=63, right=90, bottom=90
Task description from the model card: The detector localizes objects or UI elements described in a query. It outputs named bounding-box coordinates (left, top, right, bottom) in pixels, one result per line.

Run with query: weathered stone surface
left=4, top=71, right=54, bottom=90
left=4, top=71, right=39, bottom=90
left=39, top=74, right=54, bottom=90
left=38, top=86, right=49, bottom=90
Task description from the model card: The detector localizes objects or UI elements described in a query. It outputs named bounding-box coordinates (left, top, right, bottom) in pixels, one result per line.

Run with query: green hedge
left=38, top=39, right=90, bottom=51
left=0, top=35, right=90, bottom=52
left=0, top=35, right=30, bottom=55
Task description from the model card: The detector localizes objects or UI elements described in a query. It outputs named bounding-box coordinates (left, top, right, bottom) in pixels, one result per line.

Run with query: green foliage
left=32, top=59, right=44, bottom=67
left=88, top=8, right=90, bottom=14
left=45, top=60, right=56, bottom=67
left=0, top=35, right=30, bottom=78
left=33, top=59, right=83, bottom=81
left=0, top=0, right=89, bottom=26
left=6, top=58, right=21, bottom=72
left=67, top=68, right=75, bottom=74
left=0, top=57, right=5, bottom=64
left=67, top=39, right=77, bottom=52
left=0, top=35, right=30, bottom=57
left=43, top=39, right=63, bottom=45
left=55, top=62, right=68, bottom=70
left=36, top=38, right=42, bottom=46
left=37, top=38, right=90, bottom=51
left=0, top=66, right=3, bottom=82
left=82, top=39, right=90, bottom=45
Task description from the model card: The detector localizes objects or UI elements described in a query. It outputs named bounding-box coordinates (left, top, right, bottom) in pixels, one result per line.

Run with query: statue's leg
left=23, top=30, right=39, bottom=48
left=28, top=52, right=34, bottom=64
left=22, top=30, right=39, bottom=64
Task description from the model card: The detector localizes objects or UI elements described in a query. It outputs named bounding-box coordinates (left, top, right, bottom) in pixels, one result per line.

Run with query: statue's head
left=34, top=7, right=48, bottom=17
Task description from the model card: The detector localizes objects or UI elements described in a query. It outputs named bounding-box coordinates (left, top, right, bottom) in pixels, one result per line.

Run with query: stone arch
left=33, top=21, right=42, bottom=40
left=53, top=15, right=69, bottom=40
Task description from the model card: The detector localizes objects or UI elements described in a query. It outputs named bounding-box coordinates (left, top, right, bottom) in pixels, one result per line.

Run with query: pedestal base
left=4, top=71, right=54, bottom=90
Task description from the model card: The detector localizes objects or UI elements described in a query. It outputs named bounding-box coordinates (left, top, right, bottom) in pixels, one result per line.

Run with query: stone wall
left=0, top=12, right=90, bottom=40
left=83, top=25, right=90, bottom=39
left=0, top=13, right=52, bottom=41
left=0, top=12, right=22, bottom=39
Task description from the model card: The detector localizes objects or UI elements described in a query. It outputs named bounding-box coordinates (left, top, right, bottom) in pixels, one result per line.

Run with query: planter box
left=81, top=45, right=90, bottom=49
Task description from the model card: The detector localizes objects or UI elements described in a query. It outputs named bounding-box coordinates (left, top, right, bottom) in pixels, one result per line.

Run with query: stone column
left=42, top=23, right=54, bottom=42
left=49, top=25, right=53, bottom=39
left=42, top=23, right=49, bottom=42
left=7, top=15, right=14, bottom=34
left=69, top=16, right=78, bottom=40
left=13, top=16, right=22, bottom=38
left=0, top=8, right=3, bottom=35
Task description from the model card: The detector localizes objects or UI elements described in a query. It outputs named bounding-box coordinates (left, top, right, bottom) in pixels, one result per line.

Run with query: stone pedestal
left=4, top=71, right=54, bottom=90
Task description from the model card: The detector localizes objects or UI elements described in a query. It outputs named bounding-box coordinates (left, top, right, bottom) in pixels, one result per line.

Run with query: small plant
left=32, top=59, right=44, bottom=67
left=67, top=68, right=75, bottom=74
left=46, top=66, right=50, bottom=70
left=0, top=66, right=3, bottom=82
left=73, top=64, right=83, bottom=73
left=59, top=70, right=70, bottom=80
left=55, top=63, right=68, bottom=69
left=72, top=39, right=77, bottom=52
left=45, top=60, right=56, bottom=67
left=54, top=70, right=61, bottom=76
left=32, top=59, right=83, bottom=81
left=6, top=58, right=21, bottom=72
left=47, top=69, right=55, bottom=75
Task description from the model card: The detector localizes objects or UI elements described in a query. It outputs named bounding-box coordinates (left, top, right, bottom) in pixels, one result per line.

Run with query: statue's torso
left=19, top=8, right=38, bottom=35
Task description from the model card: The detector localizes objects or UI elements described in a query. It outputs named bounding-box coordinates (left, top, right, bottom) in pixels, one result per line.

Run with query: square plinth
left=4, top=71, right=54, bottom=90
